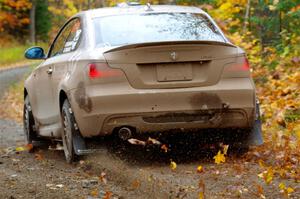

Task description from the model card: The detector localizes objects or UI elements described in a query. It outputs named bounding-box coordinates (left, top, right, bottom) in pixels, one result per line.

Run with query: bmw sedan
left=23, top=4, right=262, bottom=163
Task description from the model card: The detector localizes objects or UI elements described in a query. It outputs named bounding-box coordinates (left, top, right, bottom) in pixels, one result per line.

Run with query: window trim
left=47, top=17, right=82, bottom=58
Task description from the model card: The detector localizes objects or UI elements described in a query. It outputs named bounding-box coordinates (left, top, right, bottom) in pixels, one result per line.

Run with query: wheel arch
left=59, top=90, right=68, bottom=113
left=24, top=87, right=28, bottom=99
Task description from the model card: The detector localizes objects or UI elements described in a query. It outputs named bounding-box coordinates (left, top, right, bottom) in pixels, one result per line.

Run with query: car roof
left=79, top=5, right=206, bottom=18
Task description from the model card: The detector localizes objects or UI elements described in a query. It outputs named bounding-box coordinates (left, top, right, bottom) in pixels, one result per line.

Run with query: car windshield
left=93, top=13, right=225, bottom=47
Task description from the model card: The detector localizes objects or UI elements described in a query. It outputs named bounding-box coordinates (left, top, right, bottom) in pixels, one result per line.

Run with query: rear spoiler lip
left=104, top=40, right=237, bottom=53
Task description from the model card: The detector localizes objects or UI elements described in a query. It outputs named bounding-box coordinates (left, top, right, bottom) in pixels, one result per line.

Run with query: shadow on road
left=89, top=128, right=249, bottom=166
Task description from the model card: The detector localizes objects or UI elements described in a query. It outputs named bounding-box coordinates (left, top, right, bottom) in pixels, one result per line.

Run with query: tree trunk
left=243, top=0, right=251, bottom=33
left=87, top=0, right=91, bottom=9
left=30, top=1, right=36, bottom=44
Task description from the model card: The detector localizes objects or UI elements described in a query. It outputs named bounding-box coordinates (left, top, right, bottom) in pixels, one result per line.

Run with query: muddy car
left=23, top=4, right=262, bottom=163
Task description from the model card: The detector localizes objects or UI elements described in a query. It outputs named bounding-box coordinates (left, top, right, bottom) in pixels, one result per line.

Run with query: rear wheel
left=61, top=99, right=78, bottom=163
left=229, top=101, right=263, bottom=155
left=23, top=95, right=37, bottom=152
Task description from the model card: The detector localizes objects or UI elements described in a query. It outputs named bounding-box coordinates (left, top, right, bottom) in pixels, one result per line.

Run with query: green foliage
left=35, top=0, right=51, bottom=42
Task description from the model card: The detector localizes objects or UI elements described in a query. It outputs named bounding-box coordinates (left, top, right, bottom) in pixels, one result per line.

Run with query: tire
left=228, top=101, right=262, bottom=156
left=23, top=95, right=37, bottom=151
left=61, top=99, right=78, bottom=163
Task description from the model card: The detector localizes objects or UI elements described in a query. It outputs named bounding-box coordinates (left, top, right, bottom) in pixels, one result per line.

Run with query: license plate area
left=156, top=63, right=193, bottom=82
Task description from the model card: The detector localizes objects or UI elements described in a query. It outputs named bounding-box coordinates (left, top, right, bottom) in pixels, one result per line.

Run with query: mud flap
left=246, top=102, right=263, bottom=146
left=72, top=130, right=88, bottom=155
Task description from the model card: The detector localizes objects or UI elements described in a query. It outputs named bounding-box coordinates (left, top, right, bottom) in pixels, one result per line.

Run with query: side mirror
left=25, top=47, right=46, bottom=59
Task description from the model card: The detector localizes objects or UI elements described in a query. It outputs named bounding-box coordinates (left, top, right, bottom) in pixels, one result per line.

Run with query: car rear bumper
left=69, top=78, right=256, bottom=137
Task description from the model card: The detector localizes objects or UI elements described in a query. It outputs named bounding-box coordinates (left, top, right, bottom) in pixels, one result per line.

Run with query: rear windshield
left=93, top=13, right=225, bottom=47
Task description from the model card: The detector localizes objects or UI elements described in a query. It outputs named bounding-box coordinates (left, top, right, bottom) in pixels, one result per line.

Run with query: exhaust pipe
left=118, top=127, right=132, bottom=140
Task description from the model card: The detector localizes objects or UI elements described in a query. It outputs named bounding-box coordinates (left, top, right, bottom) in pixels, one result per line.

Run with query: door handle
left=47, top=67, right=53, bottom=75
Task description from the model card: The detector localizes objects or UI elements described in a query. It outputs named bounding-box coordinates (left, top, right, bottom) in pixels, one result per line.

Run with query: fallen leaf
left=256, top=185, right=264, bottom=198
left=213, top=150, right=226, bottom=164
left=258, top=172, right=264, bottom=179
left=35, top=153, right=43, bottom=160
left=286, top=187, right=294, bottom=194
left=128, top=138, right=146, bottom=146
left=223, top=145, right=229, bottom=155
left=199, top=191, right=204, bottom=199
left=99, top=172, right=107, bottom=184
left=197, top=165, right=203, bottom=173
left=279, top=182, right=294, bottom=196
left=90, top=189, right=98, bottom=197
left=147, top=137, right=161, bottom=145
left=132, top=179, right=140, bottom=189
left=56, top=184, right=64, bottom=188
left=161, top=144, right=168, bottom=153
left=79, top=160, right=85, bottom=165
left=265, top=167, right=274, bottom=184
left=170, top=160, right=177, bottom=171
left=198, top=180, right=205, bottom=199
left=279, top=182, right=285, bottom=190
left=103, top=191, right=112, bottom=199
left=15, top=147, right=25, bottom=152
left=26, top=144, right=33, bottom=151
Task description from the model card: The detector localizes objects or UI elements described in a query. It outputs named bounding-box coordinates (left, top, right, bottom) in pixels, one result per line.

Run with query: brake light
left=226, top=57, right=250, bottom=72
left=88, top=63, right=122, bottom=79
left=241, top=57, right=250, bottom=71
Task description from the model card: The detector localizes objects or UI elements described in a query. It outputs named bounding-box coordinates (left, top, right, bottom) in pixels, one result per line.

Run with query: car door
left=33, top=18, right=82, bottom=127
left=49, top=18, right=82, bottom=122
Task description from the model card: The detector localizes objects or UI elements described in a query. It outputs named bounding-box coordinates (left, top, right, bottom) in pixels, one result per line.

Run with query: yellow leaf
left=198, top=180, right=205, bottom=198
left=197, top=165, right=203, bottom=173
left=213, top=151, right=226, bottom=164
left=90, top=189, right=98, bottom=197
left=286, top=187, right=294, bottom=194
left=258, top=172, right=264, bottom=179
left=170, top=161, right=177, bottom=170
left=265, top=168, right=274, bottom=184
left=15, top=147, right=25, bottom=152
left=279, top=182, right=286, bottom=190
left=199, top=191, right=204, bottom=199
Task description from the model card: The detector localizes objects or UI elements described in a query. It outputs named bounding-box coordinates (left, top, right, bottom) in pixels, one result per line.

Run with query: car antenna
left=144, top=3, right=153, bottom=11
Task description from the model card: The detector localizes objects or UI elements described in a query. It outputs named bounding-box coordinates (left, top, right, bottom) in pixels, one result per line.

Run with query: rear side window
left=93, top=13, right=225, bottom=47
left=50, top=18, right=82, bottom=57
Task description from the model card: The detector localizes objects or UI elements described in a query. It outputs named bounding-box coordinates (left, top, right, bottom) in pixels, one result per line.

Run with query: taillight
left=88, top=63, right=123, bottom=79
left=222, top=56, right=251, bottom=78
left=225, top=57, right=250, bottom=72
left=241, top=57, right=250, bottom=71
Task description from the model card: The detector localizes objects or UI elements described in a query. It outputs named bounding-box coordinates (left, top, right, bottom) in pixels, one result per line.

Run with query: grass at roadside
left=0, top=42, right=48, bottom=67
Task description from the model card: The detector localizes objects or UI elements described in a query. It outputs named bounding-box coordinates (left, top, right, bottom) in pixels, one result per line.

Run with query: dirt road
left=0, top=67, right=299, bottom=199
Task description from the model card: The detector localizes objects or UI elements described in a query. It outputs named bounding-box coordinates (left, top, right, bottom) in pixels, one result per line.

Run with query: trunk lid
left=103, top=41, right=237, bottom=89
